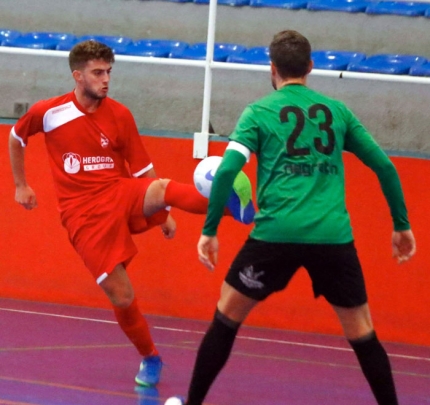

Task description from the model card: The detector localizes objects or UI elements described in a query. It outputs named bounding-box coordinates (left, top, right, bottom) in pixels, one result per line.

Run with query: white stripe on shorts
left=96, top=272, right=109, bottom=285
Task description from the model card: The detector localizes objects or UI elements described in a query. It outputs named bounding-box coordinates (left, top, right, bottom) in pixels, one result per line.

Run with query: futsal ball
left=193, top=155, right=222, bottom=198
left=164, top=397, right=184, bottom=405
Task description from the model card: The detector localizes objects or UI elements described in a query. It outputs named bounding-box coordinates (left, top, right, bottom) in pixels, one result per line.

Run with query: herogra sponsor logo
left=62, top=153, right=115, bottom=174
left=63, top=152, right=81, bottom=174
left=83, top=156, right=114, bottom=171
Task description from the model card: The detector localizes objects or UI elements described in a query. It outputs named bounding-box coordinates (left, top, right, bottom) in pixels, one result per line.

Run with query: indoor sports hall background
left=1, top=0, right=429, bottom=349
left=1, top=1, right=430, bottom=404
left=1, top=128, right=429, bottom=346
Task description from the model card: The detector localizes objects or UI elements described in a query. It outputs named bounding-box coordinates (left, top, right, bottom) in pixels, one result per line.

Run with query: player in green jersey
left=165, top=30, right=416, bottom=405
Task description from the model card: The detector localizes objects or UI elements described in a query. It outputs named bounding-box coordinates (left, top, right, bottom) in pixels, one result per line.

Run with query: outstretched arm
left=198, top=148, right=248, bottom=270
left=9, top=131, right=37, bottom=210
left=202, top=148, right=247, bottom=237
left=344, top=111, right=415, bottom=262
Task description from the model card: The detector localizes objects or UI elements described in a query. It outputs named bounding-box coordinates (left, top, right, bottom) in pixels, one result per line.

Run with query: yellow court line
left=0, top=376, right=136, bottom=399
left=0, top=375, right=217, bottom=405
left=0, top=343, right=131, bottom=352
left=0, top=400, right=39, bottom=405
left=2, top=340, right=428, bottom=380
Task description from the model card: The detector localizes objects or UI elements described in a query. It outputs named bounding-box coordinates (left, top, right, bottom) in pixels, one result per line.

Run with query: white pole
left=192, top=0, right=218, bottom=159
left=2, top=47, right=430, bottom=84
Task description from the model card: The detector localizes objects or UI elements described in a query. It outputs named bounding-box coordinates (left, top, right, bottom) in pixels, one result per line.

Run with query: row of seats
left=229, top=49, right=430, bottom=76
left=158, top=0, right=430, bottom=17
left=1, top=30, right=430, bottom=76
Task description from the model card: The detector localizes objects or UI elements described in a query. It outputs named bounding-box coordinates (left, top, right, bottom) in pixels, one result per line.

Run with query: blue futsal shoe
left=135, top=355, right=163, bottom=386
left=135, top=386, right=160, bottom=405
left=164, top=397, right=185, bottom=405
left=226, top=170, right=255, bottom=225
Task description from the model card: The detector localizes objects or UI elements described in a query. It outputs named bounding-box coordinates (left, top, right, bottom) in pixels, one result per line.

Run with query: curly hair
left=68, top=40, right=115, bottom=72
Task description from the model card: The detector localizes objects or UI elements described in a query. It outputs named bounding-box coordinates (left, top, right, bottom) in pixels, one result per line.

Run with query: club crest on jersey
left=239, top=265, right=265, bottom=289
left=100, top=133, right=109, bottom=148
left=63, top=152, right=81, bottom=174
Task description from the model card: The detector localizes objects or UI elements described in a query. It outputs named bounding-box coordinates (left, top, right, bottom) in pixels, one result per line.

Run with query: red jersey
left=12, top=91, right=153, bottom=213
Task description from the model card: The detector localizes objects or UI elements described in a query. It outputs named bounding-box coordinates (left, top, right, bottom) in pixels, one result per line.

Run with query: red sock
left=164, top=180, right=208, bottom=214
left=113, top=298, right=158, bottom=357
left=164, top=180, right=232, bottom=216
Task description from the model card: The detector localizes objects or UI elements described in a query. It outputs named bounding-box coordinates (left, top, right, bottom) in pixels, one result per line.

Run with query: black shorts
left=225, top=238, right=367, bottom=308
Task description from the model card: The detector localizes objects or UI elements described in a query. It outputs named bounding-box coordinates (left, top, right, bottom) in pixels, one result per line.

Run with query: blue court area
left=1, top=298, right=429, bottom=404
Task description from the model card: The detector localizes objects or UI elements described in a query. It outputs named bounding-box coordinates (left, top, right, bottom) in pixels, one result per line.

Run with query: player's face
left=79, top=59, right=112, bottom=100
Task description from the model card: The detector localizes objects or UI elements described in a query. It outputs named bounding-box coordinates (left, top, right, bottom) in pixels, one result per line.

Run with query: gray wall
left=1, top=0, right=430, bottom=155
left=2, top=0, right=430, bottom=57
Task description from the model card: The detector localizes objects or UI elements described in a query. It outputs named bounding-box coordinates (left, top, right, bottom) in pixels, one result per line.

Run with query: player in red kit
left=8, top=40, right=254, bottom=387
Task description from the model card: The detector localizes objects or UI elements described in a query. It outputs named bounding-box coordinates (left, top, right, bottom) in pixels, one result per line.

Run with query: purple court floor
left=0, top=298, right=429, bottom=405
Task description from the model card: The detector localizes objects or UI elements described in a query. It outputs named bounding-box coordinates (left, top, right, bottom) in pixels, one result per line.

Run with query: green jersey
left=204, top=84, right=410, bottom=243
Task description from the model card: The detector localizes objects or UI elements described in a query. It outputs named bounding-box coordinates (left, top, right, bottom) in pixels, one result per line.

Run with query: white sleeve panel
left=226, top=141, right=251, bottom=162
left=11, top=127, right=26, bottom=147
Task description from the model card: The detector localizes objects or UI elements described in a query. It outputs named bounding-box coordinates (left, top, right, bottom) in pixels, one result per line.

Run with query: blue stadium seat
left=1, top=32, right=74, bottom=50
left=213, top=42, right=247, bottom=55
left=347, top=54, right=428, bottom=75
left=150, top=0, right=193, bottom=2
left=249, top=0, right=308, bottom=8
left=56, top=37, right=79, bottom=51
left=0, top=29, right=21, bottom=45
left=425, top=7, right=430, bottom=17
left=193, top=0, right=250, bottom=5
left=312, top=50, right=366, bottom=70
left=409, top=62, right=430, bottom=77
left=365, top=1, right=429, bottom=16
left=170, top=43, right=246, bottom=62
left=307, top=0, right=371, bottom=13
left=125, top=39, right=189, bottom=57
left=226, top=46, right=270, bottom=65
left=77, top=35, right=133, bottom=54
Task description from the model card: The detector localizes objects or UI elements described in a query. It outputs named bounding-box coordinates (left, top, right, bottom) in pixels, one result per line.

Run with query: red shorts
left=60, top=178, right=169, bottom=283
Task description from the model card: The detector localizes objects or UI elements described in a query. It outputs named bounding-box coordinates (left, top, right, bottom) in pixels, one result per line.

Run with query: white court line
left=0, top=307, right=116, bottom=324
left=1, top=307, right=429, bottom=362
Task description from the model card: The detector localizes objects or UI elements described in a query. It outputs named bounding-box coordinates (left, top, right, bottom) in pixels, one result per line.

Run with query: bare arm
left=9, top=131, right=37, bottom=210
